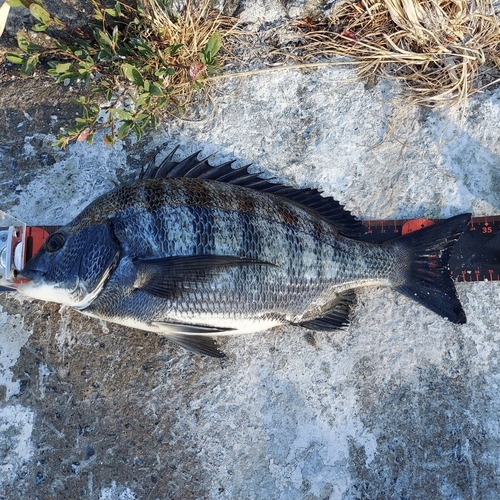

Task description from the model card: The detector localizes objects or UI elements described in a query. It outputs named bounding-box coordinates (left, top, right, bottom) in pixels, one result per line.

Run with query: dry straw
left=295, top=0, right=500, bottom=109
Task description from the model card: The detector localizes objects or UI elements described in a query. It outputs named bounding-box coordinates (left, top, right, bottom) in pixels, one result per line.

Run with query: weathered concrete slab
left=1, top=2, right=500, bottom=499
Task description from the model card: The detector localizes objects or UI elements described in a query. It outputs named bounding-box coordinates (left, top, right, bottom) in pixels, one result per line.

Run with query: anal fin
left=298, top=290, right=356, bottom=332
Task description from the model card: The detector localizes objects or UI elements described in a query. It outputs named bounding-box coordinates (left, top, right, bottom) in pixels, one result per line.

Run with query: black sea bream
left=18, top=148, right=471, bottom=357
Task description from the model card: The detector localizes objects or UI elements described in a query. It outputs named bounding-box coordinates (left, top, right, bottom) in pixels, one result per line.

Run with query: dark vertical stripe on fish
left=238, top=211, right=261, bottom=260
left=183, top=178, right=216, bottom=207
left=275, top=199, right=300, bottom=227
left=313, top=226, right=324, bottom=280
left=144, top=180, right=164, bottom=214
left=190, top=206, right=215, bottom=255
left=284, top=221, right=303, bottom=279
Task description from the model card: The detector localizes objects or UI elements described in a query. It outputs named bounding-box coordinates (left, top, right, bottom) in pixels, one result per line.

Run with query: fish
left=18, top=147, right=471, bottom=357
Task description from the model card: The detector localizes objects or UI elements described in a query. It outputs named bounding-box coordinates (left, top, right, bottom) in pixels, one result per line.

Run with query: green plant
left=5, top=0, right=232, bottom=148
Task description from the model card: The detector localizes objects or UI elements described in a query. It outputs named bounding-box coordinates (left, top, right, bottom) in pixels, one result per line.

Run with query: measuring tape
left=361, top=216, right=500, bottom=282
left=0, top=216, right=499, bottom=291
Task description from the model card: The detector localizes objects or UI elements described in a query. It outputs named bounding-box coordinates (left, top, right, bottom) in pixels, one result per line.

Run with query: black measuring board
left=361, top=216, right=500, bottom=282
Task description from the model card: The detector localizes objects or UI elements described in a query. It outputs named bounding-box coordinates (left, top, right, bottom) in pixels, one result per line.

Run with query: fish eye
left=45, top=233, right=66, bottom=253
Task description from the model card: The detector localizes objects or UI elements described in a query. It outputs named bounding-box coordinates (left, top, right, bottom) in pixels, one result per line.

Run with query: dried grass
left=294, top=0, right=500, bottom=109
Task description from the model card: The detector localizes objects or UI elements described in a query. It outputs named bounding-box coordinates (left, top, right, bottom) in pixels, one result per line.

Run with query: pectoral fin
left=298, top=290, right=356, bottom=332
left=134, top=255, right=273, bottom=299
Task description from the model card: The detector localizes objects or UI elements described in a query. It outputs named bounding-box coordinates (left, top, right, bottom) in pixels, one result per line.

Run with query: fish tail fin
left=391, top=213, right=471, bottom=324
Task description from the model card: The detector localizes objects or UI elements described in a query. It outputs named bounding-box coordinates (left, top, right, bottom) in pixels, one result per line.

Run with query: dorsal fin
left=140, top=147, right=365, bottom=237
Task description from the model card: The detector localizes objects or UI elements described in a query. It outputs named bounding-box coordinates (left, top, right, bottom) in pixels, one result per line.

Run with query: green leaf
left=29, top=4, right=51, bottom=24
left=133, top=123, right=143, bottom=142
left=16, top=33, right=29, bottom=53
left=53, top=135, right=70, bottom=149
left=86, top=131, right=95, bottom=145
left=78, top=61, right=93, bottom=73
left=73, top=38, right=92, bottom=51
left=155, top=67, right=175, bottom=79
left=167, top=44, right=183, bottom=56
left=97, top=48, right=113, bottom=60
left=7, top=0, right=25, bottom=7
left=205, top=32, right=222, bottom=58
left=122, top=63, right=144, bottom=87
left=110, top=108, right=132, bottom=121
left=117, top=122, right=131, bottom=140
left=201, top=33, right=222, bottom=65
left=55, top=62, right=73, bottom=73
left=32, top=22, right=48, bottom=32
left=6, top=53, right=24, bottom=64
left=117, top=43, right=133, bottom=57
left=135, top=41, right=153, bottom=57
left=27, top=42, right=45, bottom=52
left=21, top=54, right=39, bottom=75
left=95, top=28, right=113, bottom=48
left=206, top=65, right=218, bottom=75
left=112, top=25, right=119, bottom=45
left=149, top=82, right=163, bottom=96
left=103, top=134, right=114, bottom=145
left=135, top=92, right=150, bottom=107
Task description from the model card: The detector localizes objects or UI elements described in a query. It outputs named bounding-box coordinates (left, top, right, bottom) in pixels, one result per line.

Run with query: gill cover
left=19, top=223, right=120, bottom=308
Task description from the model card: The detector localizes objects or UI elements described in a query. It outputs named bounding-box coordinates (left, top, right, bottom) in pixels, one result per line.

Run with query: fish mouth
left=17, top=263, right=80, bottom=295
left=17, top=268, right=41, bottom=281
left=17, top=261, right=46, bottom=282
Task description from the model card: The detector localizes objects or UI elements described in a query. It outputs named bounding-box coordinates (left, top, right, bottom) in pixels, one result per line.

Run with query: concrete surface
left=1, top=1, right=500, bottom=498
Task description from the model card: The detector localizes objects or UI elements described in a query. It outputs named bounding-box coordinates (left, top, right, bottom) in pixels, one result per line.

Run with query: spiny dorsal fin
left=141, top=147, right=365, bottom=238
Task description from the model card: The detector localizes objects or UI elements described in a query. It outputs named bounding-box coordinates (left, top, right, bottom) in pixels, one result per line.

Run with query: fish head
left=18, top=222, right=120, bottom=308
